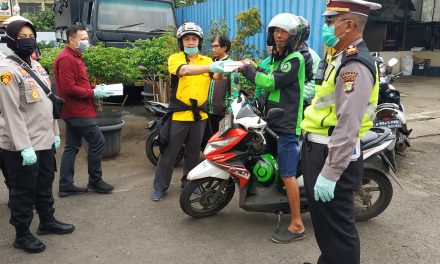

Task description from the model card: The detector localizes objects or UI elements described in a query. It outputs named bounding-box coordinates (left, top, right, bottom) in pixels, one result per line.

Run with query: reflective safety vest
left=301, top=50, right=379, bottom=139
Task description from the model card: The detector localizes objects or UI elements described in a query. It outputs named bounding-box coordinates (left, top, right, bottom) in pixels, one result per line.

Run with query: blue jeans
left=59, top=117, right=105, bottom=189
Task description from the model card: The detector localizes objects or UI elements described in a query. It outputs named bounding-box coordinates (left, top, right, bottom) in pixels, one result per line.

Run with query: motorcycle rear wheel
left=180, top=177, right=235, bottom=218
left=354, top=169, right=393, bottom=221
left=145, top=129, right=184, bottom=166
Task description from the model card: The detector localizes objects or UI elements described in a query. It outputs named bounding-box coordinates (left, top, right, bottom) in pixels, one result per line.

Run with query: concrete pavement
left=0, top=76, right=439, bottom=264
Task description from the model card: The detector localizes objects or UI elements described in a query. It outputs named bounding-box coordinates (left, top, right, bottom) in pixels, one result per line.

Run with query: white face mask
left=77, top=40, right=89, bottom=53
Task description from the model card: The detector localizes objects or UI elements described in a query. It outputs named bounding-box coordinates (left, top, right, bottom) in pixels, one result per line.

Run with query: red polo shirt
left=54, top=46, right=96, bottom=119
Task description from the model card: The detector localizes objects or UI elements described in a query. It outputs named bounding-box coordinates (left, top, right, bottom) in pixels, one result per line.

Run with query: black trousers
left=59, top=117, right=105, bottom=188
left=153, top=119, right=207, bottom=192
left=0, top=148, right=10, bottom=189
left=2, top=149, right=55, bottom=231
left=301, top=140, right=363, bottom=264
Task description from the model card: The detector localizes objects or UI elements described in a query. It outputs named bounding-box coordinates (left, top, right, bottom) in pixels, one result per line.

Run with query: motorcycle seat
left=377, top=103, right=399, bottom=110
left=362, top=127, right=393, bottom=149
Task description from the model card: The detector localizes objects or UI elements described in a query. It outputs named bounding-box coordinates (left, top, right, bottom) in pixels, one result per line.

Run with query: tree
left=174, top=0, right=207, bottom=8
left=22, top=8, right=55, bottom=31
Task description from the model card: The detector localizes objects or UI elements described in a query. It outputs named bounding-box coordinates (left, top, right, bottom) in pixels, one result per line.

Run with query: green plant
left=230, top=7, right=263, bottom=59
left=133, top=32, right=179, bottom=79
left=39, top=45, right=63, bottom=75
left=208, top=18, right=230, bottom=42
left=23, top=8, right=55, bottom=31
left=83, top=43, right=141, bottom=85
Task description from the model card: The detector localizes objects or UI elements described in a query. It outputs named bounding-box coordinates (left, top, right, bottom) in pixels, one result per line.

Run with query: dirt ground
left=0, top=76, right=439, bottom=264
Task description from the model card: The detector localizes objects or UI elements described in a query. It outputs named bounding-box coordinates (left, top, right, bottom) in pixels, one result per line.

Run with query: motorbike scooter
left=180, top=92, right=399, bottom=223
left=372, top=55, right=412, bottom=153
left=142, top=100, right=184, bottom=166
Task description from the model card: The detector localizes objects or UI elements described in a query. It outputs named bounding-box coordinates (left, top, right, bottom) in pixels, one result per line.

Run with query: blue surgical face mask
left=184, top=47, right=199, bottom=55
left=322, top=21, right=347, bottom=48
left=78, top=40, right=90, bottom=53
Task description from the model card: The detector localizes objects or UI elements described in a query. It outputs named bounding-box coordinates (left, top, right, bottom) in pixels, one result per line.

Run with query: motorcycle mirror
left=388, top=58, right=398, bottom=68
left=266, top=108, right=284, bottom=122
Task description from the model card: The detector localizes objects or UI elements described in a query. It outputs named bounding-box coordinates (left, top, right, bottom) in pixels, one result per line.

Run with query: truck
left=53, top=0, right=177, bottom=47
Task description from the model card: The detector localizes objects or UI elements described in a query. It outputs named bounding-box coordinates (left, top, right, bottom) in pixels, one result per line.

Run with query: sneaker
left=271, top=228, right=305, bottom=244
left=58, top=184, right=88, bottom=197
left=87, top=180, right=114, bottom=194
left=151, top=190, right=166, bottom=202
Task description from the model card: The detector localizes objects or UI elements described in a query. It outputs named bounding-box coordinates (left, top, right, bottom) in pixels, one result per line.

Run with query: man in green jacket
left=241, top=13, right=306, bottom=243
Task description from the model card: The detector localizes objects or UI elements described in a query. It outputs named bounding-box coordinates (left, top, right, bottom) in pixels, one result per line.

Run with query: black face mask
left=15, top=38, right=37, bottom=58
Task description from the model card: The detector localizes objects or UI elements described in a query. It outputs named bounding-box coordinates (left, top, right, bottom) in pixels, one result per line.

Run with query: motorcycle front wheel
left=145, top=129, right=184, bottom=166
left=180, top=177, right=235, bottom=218
left=354, top=169, right=393, bottom=221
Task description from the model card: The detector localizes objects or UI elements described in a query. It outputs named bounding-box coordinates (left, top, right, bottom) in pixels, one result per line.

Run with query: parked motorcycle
left=143, top=100, right=184, bottom=166
left=180, top=92, right=399, bottom=223
left=372, top=54, right=412, bottom=153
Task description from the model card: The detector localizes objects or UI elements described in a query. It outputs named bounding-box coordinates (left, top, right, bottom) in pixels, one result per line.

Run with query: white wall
left=376, top=51, right=440, bottom=73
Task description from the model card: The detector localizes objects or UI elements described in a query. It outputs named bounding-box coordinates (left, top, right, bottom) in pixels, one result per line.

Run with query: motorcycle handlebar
left=265, top=127, right=279, bottom=141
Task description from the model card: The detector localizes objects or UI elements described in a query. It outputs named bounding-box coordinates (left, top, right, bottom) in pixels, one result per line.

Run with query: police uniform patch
left=344, top=82, right=354, bottom=93
left=37, top=66, right=46, bottom=74
left=345, top=45, right=359, bottom=57
left=28, top=80, right=38, bottom=89
left=341, top=71, right=358, bottom=94
left=31, top=91, right=40, bottom=99
left=281, top=61, right=291, bottom=73
left=19, top=67, right=28, bottom=75
left=0, top=72, right=12, bottom=85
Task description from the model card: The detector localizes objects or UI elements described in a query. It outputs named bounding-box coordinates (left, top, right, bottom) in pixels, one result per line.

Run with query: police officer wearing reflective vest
left=151, top=22, right=224, bottom=201
left=0, top=20, right=74, bottom=253
left=300, top=1, right=381, bottom=263
left=241, top=13, right=306, bottom=243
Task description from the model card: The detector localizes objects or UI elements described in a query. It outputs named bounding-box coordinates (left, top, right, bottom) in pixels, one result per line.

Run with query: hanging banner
left=0, top=0, right=12, bottom=22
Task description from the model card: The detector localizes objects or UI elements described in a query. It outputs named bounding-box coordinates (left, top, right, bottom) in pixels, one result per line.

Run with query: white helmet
left=176, top=22, right=203, bottom=51
left=267, top=13, right=303, bottom=52
left=3, top=15, right=32, bottom=27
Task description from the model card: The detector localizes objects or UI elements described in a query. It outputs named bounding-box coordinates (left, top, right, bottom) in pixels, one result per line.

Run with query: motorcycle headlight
left=203, top=136, right=239, bottom=155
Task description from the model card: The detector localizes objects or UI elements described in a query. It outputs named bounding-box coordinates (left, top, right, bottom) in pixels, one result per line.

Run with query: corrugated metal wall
left=176, top=0, right=326, bottom=58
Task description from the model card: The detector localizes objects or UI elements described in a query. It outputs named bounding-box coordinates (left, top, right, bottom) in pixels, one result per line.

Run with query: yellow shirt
left=168, top=52, right=212, bottom=121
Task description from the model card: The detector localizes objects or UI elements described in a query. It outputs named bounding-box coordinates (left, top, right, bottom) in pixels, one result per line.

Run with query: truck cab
left=54, top=0, right=176, bottom=47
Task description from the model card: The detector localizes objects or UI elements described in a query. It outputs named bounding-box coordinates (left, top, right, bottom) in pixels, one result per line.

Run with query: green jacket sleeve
left=304, top=48, right=321, bottom=101
left=254, top=56, right=272, bottom=99
left=227, top=71, right=240, bottom=112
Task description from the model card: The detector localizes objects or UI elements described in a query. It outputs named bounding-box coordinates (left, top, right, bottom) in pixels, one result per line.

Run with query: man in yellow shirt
left=151, top=22, right=224, bottom=202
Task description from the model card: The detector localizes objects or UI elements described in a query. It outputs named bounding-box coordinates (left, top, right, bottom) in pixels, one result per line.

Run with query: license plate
left=374, top=119, right=402, bottom=128
left=219, top=113, right=233, bottom=137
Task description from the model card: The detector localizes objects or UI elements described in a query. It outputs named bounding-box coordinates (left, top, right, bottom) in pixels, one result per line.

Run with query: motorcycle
left=180, top=92, right=399, bottom=223
left=372, top=54, right=412, bottom=153
left=143, top=100, right=184, bottom=166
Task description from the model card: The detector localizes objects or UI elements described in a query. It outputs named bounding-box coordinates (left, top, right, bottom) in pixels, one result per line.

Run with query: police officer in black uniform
left=300, top=1, right=382, bottom=263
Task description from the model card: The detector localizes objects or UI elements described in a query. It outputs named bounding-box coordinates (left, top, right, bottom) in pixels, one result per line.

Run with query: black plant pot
left=99, top=120, right=125, bottom=158
left=84, top=120, right=125, bottom=159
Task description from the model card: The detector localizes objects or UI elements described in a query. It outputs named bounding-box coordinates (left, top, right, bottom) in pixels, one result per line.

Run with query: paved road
left=0, top=77, right=439, bottom=264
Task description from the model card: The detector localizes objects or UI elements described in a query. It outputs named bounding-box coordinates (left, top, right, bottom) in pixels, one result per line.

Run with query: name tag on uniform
left=351, top=138, right=361, bottom=161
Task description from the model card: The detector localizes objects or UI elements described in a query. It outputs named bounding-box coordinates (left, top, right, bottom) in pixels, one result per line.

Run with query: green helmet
left=252, top=154, right=280, bottom=187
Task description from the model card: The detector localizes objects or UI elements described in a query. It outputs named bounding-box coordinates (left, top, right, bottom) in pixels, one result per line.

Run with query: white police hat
left=323, top=0, right=382, bottom=17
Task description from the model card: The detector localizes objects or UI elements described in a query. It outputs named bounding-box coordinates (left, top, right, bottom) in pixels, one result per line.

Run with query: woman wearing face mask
left=0, top=20, right=74, bottom=253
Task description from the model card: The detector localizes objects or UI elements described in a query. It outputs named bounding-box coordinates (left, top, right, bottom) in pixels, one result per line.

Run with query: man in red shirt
left=54, top=25, right=114, bottom=197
